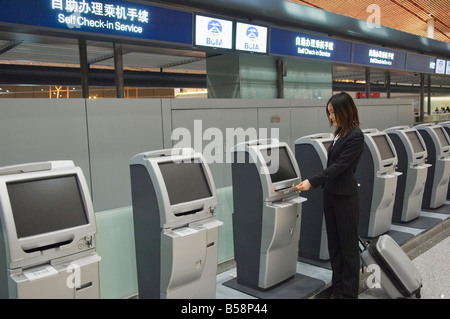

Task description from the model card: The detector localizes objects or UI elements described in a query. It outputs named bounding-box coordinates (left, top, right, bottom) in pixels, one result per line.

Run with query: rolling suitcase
left=359, top=234, right=422, bottom=299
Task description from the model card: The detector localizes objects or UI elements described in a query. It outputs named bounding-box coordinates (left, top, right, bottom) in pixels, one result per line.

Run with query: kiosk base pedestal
left=392, top=216, right=442, bottom=231
left=422, top=204, right=450, bottom=214
left=222, top=273, right=325, bottom=299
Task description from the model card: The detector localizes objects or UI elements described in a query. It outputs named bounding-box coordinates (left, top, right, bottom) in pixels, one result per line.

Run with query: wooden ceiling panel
left=292, top=0, right=449, bottom=43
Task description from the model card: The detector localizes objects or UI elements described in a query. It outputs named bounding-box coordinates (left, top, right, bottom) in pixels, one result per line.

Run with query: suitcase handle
left=358, top=235, right=370, bottom=252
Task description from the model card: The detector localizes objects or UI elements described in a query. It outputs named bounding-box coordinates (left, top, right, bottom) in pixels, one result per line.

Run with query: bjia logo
left=245, top=26, right=259, bottom=50
left=206, top=20, right=223, bottom=46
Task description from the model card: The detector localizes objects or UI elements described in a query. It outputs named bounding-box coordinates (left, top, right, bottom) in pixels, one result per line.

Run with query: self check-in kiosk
left=415, top=123, right=450, bottom=209
left=355, top=129, right=402, bottom=238
left=438, top=121, right=450, bottom=199
left=130, top=148, right=222, bottom=299
left=0, top=161, right=100, bottom=299
left=384, top=126, right=430, bottom=222
left=231, top=139, right=306, bottom=289
left=294, top=133, right=334, bottom=262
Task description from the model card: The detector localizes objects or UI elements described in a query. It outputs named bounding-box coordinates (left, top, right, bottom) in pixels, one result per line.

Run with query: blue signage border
left=269, top=27, right=352, bottom=63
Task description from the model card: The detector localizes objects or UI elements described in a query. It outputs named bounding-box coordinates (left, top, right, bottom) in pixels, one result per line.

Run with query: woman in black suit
left=295, top=92, right=364, bottom=299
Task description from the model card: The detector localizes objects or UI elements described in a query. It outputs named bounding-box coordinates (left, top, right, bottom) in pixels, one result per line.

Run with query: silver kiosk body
left=130, top=148, right=222, bottom=299
left=384, top=126, right=430, bottom=222
left=355, top=129, right=402, bottom=238
left=0, top=161, right=100, bottom=299
left=231, top=139, right=306, bottom=289
left=415, top=123, right=450, bottom=209
left=294, top=133, right=334, bottom=262
left=437, top=121, right=450, bottom=199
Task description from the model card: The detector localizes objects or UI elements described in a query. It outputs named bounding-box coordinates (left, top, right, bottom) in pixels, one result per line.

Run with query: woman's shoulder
left=349, top=127, right=364, bottom=137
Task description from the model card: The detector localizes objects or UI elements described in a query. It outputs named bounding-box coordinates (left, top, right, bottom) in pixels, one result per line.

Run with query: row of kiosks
left=130, top=141, right=318, bottom=299
left=384, top=126, right=430, bottom=222
left=295, top=123, right=450, bottom=263
left=0, top=161, right=101, bottom=299
left=3, top=124, right=446, bottom=299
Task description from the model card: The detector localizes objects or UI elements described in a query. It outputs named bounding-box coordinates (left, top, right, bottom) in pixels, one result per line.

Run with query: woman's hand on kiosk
left=294, top=180, right=311, bottom=191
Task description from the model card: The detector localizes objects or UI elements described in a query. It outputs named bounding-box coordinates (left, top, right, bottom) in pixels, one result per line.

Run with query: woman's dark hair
left=326, top=92, right=360, bottom=137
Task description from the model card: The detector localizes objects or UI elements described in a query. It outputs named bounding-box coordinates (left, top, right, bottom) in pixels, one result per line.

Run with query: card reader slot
left=275, top=186, right=292, bottom=191
left=23, top=239, right=73, bottom=253
left=76, top=282, right=93, bottom=291
left=174, top=208, right=203, bottom=216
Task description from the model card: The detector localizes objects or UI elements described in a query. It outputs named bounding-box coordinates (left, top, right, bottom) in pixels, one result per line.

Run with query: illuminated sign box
left=446, top=61, right=450, bottom=75
left=0, top=0, right=192, bottom=45
left=353, top=43, right=406, bottom=70
left=194, top=14, right=233, bottom=50
left=435, top=59, right=446, bottom=74
left=270, top=28, right=352, bottom=63
left=406, top=53, right=436, bottom=73
left=235, top=22, right=268, bottom=54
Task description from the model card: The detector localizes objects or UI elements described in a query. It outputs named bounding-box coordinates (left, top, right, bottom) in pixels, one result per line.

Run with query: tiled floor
left=215, top=207, right=450, bottom=299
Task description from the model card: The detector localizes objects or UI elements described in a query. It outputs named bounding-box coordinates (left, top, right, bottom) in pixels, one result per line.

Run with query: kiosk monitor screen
left=7, top=174, right=88, bottom=239
left=159, top=161, right=213, bottom=205
left=260, top=147, right=298, bottom=183
left=373, top=135, right=395, bottom=160
left=322, top=141, right=332, bottom=151
left=406, top=131, right=425, bottom=153
left=433, top=127, right=450, bottom=147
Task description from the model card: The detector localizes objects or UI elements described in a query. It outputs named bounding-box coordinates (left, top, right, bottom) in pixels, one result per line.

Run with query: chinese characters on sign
left=51, top=0, right=149, bottom=34
left=368, top=49, right=395, bottom=66
left=295, top=36, right=334, bottom=58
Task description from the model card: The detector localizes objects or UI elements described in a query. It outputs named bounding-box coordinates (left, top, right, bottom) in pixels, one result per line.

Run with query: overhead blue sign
left=406, top=53, right=436, bottom=73
left=270, top=28, right=352, bottom=63
left=353, top=43, right=406, bottom=70
left=0, top=0, right=192, bottom=45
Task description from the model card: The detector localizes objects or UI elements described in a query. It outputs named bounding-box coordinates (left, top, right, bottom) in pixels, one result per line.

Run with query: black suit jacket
left=308, top=127, right=364, bottom=196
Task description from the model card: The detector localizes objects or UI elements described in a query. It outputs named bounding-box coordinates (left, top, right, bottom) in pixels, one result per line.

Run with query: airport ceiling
left=0, top=0, right=449, bottom=89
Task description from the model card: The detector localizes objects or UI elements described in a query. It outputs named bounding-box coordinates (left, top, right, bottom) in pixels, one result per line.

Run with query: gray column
left=78, top=39, right=89, bottom=99
left=277, top=59, right=286, bottom=98
left=365, top=67, right=371, bottom=99
left=419, top=73, right=425, bottom=123
left=385, top=71, right=391, bottom=99
left=114, top=43, right=125, bottom=98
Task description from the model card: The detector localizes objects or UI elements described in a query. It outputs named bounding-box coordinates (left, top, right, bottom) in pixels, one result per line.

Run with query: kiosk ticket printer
left=0, top=161, right=100, bottom=299
left=130, top=148, right=222, bottom=299
left=438, top=121, right=450, bottom=199
left=294, top=133, right=334, bottom=262
left=356, top=129, right=402, bottom=238
left=385, top=126, right=430, bottom=222
left=231, top=139, right=306, bottom=289
left=415, top=123, right=450, bottom=209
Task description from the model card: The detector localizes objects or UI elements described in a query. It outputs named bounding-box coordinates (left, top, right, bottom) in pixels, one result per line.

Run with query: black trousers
left=323, top=191, right=360, bottom=299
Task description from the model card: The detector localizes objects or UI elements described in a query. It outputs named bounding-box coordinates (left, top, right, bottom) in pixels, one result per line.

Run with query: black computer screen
left=373, top=135, right=395, bottom=160
left=406, top=131, right=425, bottom=153
left=7, top=174, right=88, bottom=238
left=260, top=147, right=298, bottom=183
left=433, top=127, right=450, bottom=147
left=159, top=161, right=213, bottom=205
